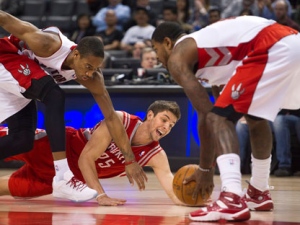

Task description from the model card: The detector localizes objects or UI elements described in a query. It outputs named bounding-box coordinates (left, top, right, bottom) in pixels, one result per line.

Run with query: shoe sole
left=189, top=208, right=250, bottom=222
left=52, top=191, right=97, bottom=203
left=246, top=201, right=274, bottom=211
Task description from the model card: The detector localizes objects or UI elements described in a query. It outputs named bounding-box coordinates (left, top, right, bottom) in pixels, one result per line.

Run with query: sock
left=250, top=154, right=271, bottom=191
left=53, top=158, right=69, bottom=181
left=217, top=153, right=243, bottom=196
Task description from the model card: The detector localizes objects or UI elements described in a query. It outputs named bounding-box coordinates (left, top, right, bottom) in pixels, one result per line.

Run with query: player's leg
left=52, top=127, right=97, bottom=202
left=243, top=115, right=274, bottom=211
left=22, top=75, right=69, bottom=182
left=189, top=105, right=250, bottom=222
left=0, top=100, right=36, bottom=159
left=0, top=175, right=11, bottom=196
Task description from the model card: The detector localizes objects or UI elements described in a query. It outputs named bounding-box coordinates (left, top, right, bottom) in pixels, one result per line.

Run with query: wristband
left=125, top=160, right=136, bottom=166
left=198, top=165, right=211, bottom=172
left=96, top=193, right=106, bottom=200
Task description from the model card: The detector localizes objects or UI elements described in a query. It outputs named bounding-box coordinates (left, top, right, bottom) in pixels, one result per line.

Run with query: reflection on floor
left=0, top=170, right=299, bottom=225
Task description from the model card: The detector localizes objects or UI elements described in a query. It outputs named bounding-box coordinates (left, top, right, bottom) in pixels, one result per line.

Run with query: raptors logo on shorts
left=18, top=64, right=31, bottom=76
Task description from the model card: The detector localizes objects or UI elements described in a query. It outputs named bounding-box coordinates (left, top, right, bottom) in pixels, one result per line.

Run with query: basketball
left=173, top=164, right=211, bottom=206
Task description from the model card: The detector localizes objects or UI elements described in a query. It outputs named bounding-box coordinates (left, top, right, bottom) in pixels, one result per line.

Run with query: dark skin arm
left=167, top=38, right=215, bottom=199
left=0, top=10, right=147, bottom=190
left=77, top=72, right=147, bottom=190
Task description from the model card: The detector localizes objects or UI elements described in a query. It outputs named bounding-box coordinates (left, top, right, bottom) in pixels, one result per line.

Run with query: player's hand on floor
left=183, top=167, right=214, bottom=201
left=125, top=162, right=148, bottom=190
left=96, top=194, right=126, bottom=206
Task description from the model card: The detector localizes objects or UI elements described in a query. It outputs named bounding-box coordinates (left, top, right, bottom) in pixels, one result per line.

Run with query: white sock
left=53, top=158, right=69, bottom=181
left=250, top=154, right=271, bottom=191
left=217, top=153, right=243, bottom=196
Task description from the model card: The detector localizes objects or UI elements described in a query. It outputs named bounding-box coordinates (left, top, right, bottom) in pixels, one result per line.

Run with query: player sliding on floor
left=0, top=100, right=204, bottom=206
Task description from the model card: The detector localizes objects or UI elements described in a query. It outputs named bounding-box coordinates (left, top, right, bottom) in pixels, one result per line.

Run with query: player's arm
left=168, top=39, right=214, bottom=167
left=78, top=71, right=148, bottom=191
left=147, top=151, right=183, bottom=205
left=78, top=112, right=126, bottom=206
left=168, top=39, right=215, bottom=198
left=0, top=10, right=61, bottom=57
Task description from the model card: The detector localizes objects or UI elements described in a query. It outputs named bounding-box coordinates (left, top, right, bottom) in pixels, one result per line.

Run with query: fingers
left=125, top=163, right=147, bottom=190
left=97, top=197, right=127, bottom=206
left=183, top=173, right=194, bottom=184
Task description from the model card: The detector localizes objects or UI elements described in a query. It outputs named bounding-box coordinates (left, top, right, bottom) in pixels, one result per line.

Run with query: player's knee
left=13, top=131, right=35, bottom=153
left=42, top=85, right=65, bottom=106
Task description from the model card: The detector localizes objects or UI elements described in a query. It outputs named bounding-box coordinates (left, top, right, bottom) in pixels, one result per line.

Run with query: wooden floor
left=0, top=169, right=299, bottom=225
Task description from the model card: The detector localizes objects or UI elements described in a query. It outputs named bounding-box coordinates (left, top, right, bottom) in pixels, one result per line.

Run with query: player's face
left=151, top=41, right=169, bottom=69
left=149, top=110, right=177, bottom=141
left=74, top=54, right=103, bottom=81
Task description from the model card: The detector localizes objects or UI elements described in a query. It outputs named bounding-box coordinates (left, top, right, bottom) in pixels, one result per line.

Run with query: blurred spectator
left=158, top=4, right=192, bottom=33
left=240, top=8, right=254, bottom=15
left=85, top=0, right=105, bottom=16
left=176, top=0, right=193, bottom=32
left=0, top=0, right=24, bottom=16
left=274, top=0, right=300, bottom=31
left=271, top=109, right=300, bottom=177
left=140, top=47, right=158, bottom=69
left=96, top=10, right=124, bottom=50
left=131, top=41, right=147, bottom=59
left=193, top=0, right=210, bottom=29
left=221, top=0, right=262, bottom=18
left=123, top=0, right=157, bottom=31
left=272, top=0, right=293, bottom=17
left=129, top=47, right=158, bottom=80
left=177, top=0, right=190, bottom=23
left=70, top=14, right=96, bottom=44
left=120, top=7, right=155, bottom=54
left=208, top=6, right=221, bottom=24
left=161, top=4, right=178, bottom=23
left=92, top=0, right=131, bottom=32
left=256, top=0, right=275, bottom=19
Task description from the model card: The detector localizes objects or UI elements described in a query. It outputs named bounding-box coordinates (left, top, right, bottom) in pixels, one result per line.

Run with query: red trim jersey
left=68, top=111, right=163, bottom=180
left=3, top=112, right=163, bottom=197
left=9, top=27, right=77, bottom=83
left=175, top=16, right=300, bottom=120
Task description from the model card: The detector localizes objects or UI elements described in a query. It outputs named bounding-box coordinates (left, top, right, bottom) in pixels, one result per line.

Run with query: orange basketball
left=173, top=164, right=211, bottom=206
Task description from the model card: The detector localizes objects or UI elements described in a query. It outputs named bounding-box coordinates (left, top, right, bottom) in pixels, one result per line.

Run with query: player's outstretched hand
left=183, top=167, right=214, bottom=201
left=125, top=161, right=148, bottom=190
left=96, top=194, right=126, bottom=206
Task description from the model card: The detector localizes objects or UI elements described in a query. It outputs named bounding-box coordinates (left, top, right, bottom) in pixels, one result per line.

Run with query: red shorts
left=7, top=127, right=81, bottom=198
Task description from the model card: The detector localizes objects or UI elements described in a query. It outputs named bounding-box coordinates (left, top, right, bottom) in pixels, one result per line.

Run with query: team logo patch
left=18, top=64, right=31, bottom=76
left=231, top=83, right=245, bottom=100
left=139, top=151, right=145, bottom=157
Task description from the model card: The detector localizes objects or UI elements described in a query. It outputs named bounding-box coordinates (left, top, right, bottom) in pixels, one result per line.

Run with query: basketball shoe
left=244, top=182, right=274, bottom=211
left=189, top=191, right=251, bottom=222
left=52, top=170, right=97, bottom=202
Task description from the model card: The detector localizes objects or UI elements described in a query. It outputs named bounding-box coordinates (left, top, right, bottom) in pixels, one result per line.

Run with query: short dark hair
left=145, top=100, right=181, bottom=121
left=76, top=36, right=104, bottom=58
left=151, top=22, right=185, bottom=43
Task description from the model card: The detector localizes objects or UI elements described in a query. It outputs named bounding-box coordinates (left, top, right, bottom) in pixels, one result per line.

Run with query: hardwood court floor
left=0, top=169, right=299, bottom=225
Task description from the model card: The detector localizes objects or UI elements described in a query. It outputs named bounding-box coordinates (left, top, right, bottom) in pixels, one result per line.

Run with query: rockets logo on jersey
left=18, top=64, right=31, bottom=76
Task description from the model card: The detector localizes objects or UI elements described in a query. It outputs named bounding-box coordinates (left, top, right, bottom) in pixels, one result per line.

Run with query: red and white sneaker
left=52, top=170, right=97, bottom=202
left=244, top=182, right=274, bottom=211
left=189, top=191, right=250, bottom=222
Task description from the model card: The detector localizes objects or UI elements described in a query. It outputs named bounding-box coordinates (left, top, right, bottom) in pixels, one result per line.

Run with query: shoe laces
left=66, top=177, right=87, bottom=192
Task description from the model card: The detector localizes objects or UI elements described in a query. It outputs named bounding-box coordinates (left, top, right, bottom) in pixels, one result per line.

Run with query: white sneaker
left=52, top=170, right=97, bottom=202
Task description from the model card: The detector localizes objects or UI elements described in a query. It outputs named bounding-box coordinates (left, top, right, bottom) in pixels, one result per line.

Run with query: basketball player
left=0, top=100, right=185, bottom=206
left=151, top=16, right=300, bottom=221
left=0, top=10, right=147, bottom=199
